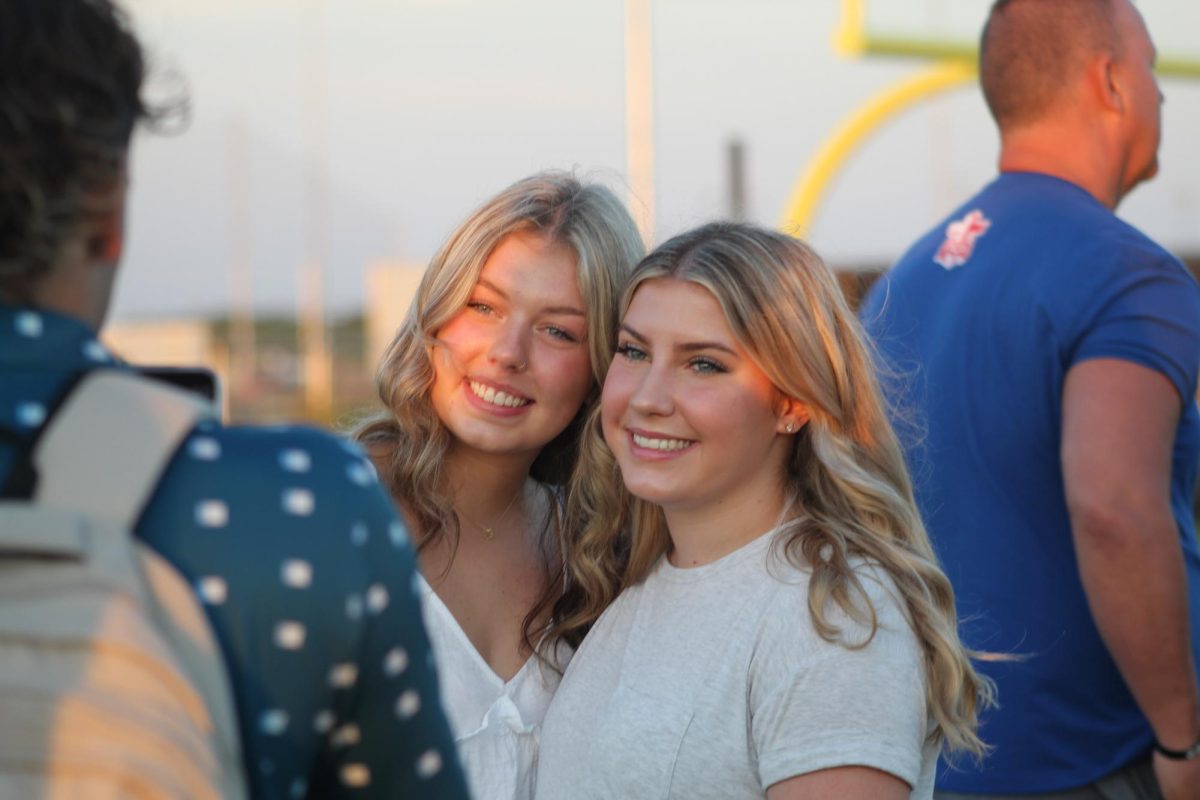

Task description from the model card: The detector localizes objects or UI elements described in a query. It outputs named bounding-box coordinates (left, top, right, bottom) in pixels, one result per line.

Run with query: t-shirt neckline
left=656, top=520, right=795, bottom=583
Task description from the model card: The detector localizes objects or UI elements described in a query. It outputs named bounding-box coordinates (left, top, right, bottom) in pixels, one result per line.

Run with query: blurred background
left=105, top=0, right=1200, bottom=425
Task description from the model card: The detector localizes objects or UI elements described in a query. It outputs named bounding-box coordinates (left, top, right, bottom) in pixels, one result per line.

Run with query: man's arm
left=1062, top=358, right=1200, bottom=796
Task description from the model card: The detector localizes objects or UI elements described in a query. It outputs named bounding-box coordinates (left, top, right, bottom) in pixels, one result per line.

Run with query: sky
left=111, top=0, right=1200, bottom=321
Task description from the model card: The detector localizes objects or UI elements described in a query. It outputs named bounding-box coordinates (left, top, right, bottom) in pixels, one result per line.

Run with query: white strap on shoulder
left=33, top=371, right=214, bottom=530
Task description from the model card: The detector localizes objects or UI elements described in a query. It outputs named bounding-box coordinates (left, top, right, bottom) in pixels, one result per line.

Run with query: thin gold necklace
left=455, top=484, right=523, bottom=540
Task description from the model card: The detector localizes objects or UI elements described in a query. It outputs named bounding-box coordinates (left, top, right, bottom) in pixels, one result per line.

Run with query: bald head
left=980, top=0, right=1123, bottom=129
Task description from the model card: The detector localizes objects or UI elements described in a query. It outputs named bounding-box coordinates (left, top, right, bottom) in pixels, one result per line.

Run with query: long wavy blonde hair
left=353, top=171, right=643, bottom=643
left=552, top=222, right=993, bottom=757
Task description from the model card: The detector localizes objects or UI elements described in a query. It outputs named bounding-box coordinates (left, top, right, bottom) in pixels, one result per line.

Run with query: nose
left=629, top=363, right=674, bottom=417
left=488, top=319, right=530, bottom=373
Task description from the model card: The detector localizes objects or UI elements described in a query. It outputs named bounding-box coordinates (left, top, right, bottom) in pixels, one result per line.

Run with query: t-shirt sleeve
left=749, top=572, right=930, bottom=790
left=138, top=425, right=469, bottom=799
left=1070, top=251, right=1200, bottom=405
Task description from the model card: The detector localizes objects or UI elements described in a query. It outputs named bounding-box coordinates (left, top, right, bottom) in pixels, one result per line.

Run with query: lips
left=467, top=379, right=532, bottom=409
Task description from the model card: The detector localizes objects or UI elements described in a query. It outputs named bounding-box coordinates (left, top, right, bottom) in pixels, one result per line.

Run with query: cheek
left=540, top=348, right=594, bottom=411
left=698, top=387, right=776, bottom=443
left=431, top=315, right=476, bottom=375
left=600, top=367, right=633, bottom=434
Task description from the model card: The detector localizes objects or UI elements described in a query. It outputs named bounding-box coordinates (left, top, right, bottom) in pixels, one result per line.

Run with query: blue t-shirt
left=0, top=305, right=470, bottom=800
left=860, top=172, right=1200, bottom=793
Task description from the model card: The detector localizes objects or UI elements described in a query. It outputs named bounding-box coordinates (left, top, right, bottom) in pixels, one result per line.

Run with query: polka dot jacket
left=0, top=305, right=470, bottom=800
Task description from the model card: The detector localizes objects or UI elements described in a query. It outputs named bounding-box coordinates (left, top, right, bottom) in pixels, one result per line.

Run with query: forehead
left=625, top=278, right=734, bottom=338
left=477, top=231, right=583, bottom=301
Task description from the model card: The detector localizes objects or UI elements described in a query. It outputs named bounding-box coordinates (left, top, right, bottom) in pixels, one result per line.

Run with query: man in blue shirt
left=0, top=1, right=469, bottom=797
left=861, top=0, right=1200, bottom=797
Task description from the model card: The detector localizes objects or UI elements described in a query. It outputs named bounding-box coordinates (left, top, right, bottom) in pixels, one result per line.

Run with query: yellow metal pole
left=779, top=60, right=977, bottom=237
left=834, top=0, right=866, bottom=57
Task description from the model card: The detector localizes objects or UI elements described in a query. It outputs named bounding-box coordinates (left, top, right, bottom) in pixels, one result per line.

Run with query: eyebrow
left=619, top=323, right=739, bottom=356
left=477, top=279, right=585, bottom=317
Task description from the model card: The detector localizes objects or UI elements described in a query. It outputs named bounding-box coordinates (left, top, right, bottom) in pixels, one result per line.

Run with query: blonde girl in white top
left=538, top=222, right=993, bottom=799
left=353, top=172, right=642, bottom=800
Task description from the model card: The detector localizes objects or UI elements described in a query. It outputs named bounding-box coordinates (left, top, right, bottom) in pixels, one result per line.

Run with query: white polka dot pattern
left=279, top=449, right=312, bottom=473
left=313, top=710, right=335, bottom=734
left=366, top=584, right=389, bottom=614
left=396, top=689, right=421, bottom=719
left=329, top=662, right=358, bottom=689
left=82, top=340, right=109, bottom=362
left=274, top=621, right=306, bottom=650
left=340, top=764, right=371, bottom=788
left=195, top=500, right=229, bottom=528
left=15, top=312, right=42, bottom=337
left=281, top=559, right=313, bottom=589
left=260, top=709, right=289, bottom=735
left=16, top=402, right=45, bottom=428
left=197, top=576, right=228, bottom=605
left=331, top=723, right=361, bottom=748
left=1, top=311, right=468, bottom=798
left=384, top=647, right=409, bottom=676
left=416, top=749, right=443, bottom=779
left=188, top=436, right=222, bottom=460
left=346, top=461, right=373, bottom=486
left=282, top=488, right=315, bottom=516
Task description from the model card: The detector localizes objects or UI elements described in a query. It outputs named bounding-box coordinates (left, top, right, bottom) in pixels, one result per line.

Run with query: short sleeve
left=1070, top=250, right=1200, bottom=405
left=749, top=571, right=930, bottom=790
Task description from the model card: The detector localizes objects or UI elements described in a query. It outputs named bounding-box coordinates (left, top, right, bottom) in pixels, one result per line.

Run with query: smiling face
left=430, top=230, right=593, bottom=465
left=602, top=277, right=799, bottom=517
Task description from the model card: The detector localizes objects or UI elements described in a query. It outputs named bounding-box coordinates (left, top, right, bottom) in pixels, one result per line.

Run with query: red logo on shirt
left=934, top=209, right=991, bottom=270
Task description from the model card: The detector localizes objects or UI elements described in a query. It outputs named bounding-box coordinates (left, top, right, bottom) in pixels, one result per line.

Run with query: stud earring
left=785, top=422, right=796, bottom=434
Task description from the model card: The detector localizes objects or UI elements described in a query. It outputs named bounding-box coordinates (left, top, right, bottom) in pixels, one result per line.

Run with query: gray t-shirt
left=536, top=528, right=936, bottom=799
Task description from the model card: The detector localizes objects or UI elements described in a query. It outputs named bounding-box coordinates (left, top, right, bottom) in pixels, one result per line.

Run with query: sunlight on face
left=602, top=277, right=792, bottom=515
left=430, top=231, right=593, bottom=464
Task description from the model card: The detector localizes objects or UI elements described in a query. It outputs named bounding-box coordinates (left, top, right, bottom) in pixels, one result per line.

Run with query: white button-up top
left=417, top=575, right=570, bottom=800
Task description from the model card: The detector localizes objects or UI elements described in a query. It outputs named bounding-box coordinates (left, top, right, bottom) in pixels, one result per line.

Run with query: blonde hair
left=352, top=171, right=643, bottom=643
left=553, top=222, right=993, bottom=757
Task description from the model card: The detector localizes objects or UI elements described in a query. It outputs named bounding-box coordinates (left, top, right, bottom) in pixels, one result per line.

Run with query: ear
left=86, top=200, right=126, bottom=266
left=1091, top=51, right=1126, bottom=114
left=777, top=396, right=810, bottom=435
left=84, top=165, right=130, bottom=267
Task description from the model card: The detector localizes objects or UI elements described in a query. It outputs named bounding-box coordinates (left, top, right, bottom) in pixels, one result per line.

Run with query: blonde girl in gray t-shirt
left=537, top=222, right=993, bottom=799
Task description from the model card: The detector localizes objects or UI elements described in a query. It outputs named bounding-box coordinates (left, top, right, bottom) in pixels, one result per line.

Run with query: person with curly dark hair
left=0, top=1, right=470, bottom=797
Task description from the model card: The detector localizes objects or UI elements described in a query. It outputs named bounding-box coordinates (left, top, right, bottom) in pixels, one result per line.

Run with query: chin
left=620, top=475, right=690, bottom=508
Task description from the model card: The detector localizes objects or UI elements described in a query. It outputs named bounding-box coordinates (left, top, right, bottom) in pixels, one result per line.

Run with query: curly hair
left=0, top=0, right=174, bottom=301
left=551, top=222, right=994, bottom=758
left=352, top=171, right=643, bottom=654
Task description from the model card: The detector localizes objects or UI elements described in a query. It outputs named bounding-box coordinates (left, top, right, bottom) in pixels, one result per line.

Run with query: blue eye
left=689, top=357, right=726, bottom=375
left=467, top=301, right=495, bottom=316
left=544, top=325, right=578, bottom=343
left=615, top=342, right=647, bottom=361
